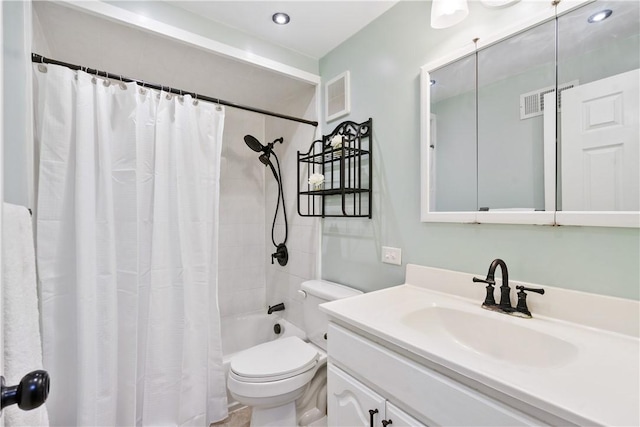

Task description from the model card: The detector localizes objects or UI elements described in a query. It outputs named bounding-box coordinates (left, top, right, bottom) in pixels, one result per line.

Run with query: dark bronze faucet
left=267, top=302, right=285, bottom=314
left=473, top=258, right=514, bottom=313
left=473, top=259, right=545, bottom=318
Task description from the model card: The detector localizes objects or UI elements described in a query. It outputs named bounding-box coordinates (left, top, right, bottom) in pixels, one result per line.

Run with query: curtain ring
left=38, top=55, right=48, bottom=73
left=216, top=98, right=222, bottom=111
left=193, top=93, right=198, bottom=106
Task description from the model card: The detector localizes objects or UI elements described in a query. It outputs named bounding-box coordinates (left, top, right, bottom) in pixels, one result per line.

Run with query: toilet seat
left=230, top=336, right=319, bottom=383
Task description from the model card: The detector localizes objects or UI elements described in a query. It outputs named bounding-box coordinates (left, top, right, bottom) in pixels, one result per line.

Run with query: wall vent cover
left=519, top=80, right=579, bottom=119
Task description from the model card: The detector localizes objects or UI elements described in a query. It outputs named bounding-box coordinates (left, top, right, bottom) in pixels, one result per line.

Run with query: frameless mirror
left=421, top=0, right=640, bottom=227
left=477, top=20, right=556, bottom=212
left=429, top=55, right=476, bottom=212
left=557, top=1, right=639, bottom=215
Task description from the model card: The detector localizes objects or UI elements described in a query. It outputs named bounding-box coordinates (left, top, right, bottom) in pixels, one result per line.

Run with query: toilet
left=227, top=280, right=362, bottom=427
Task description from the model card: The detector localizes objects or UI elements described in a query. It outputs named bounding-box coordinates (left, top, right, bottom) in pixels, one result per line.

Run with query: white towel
left=2, top=203, right=50, bottom=426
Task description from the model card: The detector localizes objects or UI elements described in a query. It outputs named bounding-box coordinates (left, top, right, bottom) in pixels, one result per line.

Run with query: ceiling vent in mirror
left=519, top=80, right=579, bottom=120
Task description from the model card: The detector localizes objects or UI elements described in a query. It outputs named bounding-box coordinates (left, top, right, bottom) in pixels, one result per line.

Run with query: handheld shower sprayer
left=244, top=135, right=288, bottom=266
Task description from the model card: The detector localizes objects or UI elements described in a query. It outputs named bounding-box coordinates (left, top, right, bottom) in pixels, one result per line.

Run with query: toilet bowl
left=228, top=337, right=326, bottom=426
left=227, top=280, right=362, bottom=427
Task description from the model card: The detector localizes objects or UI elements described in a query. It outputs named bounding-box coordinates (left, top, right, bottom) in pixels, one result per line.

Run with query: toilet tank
left=301, top=280, right=362, bottom=351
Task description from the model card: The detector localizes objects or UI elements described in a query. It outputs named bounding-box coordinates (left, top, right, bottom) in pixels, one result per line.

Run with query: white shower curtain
left=32, top=63, right=228, bottom=426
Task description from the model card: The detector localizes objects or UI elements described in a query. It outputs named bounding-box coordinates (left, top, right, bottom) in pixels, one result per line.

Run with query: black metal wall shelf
left=297, top=118, right=372, bottom=218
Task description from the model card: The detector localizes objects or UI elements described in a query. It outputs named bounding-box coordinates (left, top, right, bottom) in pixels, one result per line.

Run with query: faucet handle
left=472, top=276, right=495, bottom=285
left=516, top=285, right=545, bottom=295
left=514, top=286, right=545, bottom=317
left=473, top=276, right=496, bottom=307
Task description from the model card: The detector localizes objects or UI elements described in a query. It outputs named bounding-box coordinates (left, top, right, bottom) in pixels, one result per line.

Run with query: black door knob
left=1, top=370, right=50, bottom=411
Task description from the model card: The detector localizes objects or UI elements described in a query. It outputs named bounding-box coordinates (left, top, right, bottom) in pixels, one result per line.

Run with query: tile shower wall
left=219, top=109, right=267, bottom=320
left=219, top=89, right=318, bottom=332
left=219, top=90, right=318, bottom=332
left=265, top=87, right=319, bottom=329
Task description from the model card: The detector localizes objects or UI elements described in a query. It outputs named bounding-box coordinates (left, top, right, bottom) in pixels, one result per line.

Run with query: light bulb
left=272, top=12, right=290, bottom=25
left=587, top=9, right=612, bottom=23
left=431, top=0, right=469, bottom=29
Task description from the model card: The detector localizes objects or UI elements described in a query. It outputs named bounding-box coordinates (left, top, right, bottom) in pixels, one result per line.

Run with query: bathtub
left=221, top=312, right=305, bottom=411
left=221, top=311, right=280, bottom=357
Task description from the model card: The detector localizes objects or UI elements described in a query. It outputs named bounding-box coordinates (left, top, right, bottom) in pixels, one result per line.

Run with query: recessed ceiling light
left=587, top=9, right=612, bottom=23
left=272, top=12, right=290, bottom=25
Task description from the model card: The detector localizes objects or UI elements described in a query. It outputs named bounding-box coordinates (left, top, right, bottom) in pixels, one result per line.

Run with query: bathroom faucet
left=473, top=259, right=513, bottom=313
left=473, top=259, right=545, bottom=318
left=267, top=303, right=285, bottom=315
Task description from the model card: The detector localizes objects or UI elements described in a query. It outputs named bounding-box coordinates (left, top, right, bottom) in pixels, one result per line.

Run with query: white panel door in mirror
left=561, top=69, right=639, bottom=211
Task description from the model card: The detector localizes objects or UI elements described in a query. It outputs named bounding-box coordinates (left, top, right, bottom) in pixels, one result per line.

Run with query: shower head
left=244, top=135, right=265, bottom=153
left=245, top=134, right=282, bottom=181
left=244, top=135, right=285, bottom=155
left=259, top=152, right=271, bottom=166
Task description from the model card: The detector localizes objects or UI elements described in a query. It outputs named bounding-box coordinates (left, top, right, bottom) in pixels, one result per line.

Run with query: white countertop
left=320, top=265, right=640, bottom=426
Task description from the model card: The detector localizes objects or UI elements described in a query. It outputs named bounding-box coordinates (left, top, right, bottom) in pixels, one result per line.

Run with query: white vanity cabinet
left=321, top=265, right=640, bottom=426
left=327, top=364, right=386, bottom=427
left=327, top=363, right=426, bottom=427
left=328, top=363, right=426, bottom=427
left=386, top=402, right=425, bottom=426
left=327, top=323, right=546, bottom=427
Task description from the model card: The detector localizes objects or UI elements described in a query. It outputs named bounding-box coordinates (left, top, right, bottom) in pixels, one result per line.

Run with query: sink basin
left=401, top=306, right=579, bottom=368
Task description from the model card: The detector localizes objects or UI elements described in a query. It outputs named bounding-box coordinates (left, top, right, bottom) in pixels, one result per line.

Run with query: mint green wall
left=104, top=1, right=318, bottom=74
left=3, top=1, right=30, bottom=207
left=319, top=1, right=640, bottom=300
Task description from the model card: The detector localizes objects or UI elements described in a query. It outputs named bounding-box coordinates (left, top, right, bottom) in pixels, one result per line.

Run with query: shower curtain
left=32, top=63, right=228, bottom=426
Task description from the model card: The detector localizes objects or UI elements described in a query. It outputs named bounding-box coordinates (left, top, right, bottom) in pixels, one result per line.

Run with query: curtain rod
left=31, top=53, right=318, bottom=128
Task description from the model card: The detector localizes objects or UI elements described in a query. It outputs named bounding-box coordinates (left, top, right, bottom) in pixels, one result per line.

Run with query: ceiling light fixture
left=272, top=12, right=290, bottom=25
left=480, top=0, right=520, bottom=8
left=431, top=0, right=519, bottom=29
left=587, top=9, right=612, bottom=23
left=430, top=0, right=469, bottom=29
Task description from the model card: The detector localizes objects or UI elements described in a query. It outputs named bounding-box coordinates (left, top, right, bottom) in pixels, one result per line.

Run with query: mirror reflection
left=557, top=1, right=639, bottom=212
left=430, top=55, right=476, bottom=212
left=477, top=20, right=556, bottom=212
left=424, top=0, right=639, bottom=222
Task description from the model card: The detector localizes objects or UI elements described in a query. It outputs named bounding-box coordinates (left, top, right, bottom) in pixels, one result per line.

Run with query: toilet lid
left=230, top=336, right=319, bottom=382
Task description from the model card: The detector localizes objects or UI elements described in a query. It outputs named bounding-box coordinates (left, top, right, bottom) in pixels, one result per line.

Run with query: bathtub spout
left=267, top=303, right=285, bottom=314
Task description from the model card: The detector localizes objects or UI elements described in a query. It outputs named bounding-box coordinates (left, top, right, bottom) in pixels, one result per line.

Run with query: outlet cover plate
left=382, top=246, right=402, bottom=265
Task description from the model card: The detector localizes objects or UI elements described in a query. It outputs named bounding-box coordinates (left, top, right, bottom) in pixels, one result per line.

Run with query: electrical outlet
left=381, top=246, right=402, bottom=265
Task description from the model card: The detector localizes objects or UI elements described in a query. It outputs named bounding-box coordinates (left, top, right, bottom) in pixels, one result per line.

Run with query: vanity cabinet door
left=385, top=402, right=428, bottom=427
left=328, top=363, right=386, bottom=427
